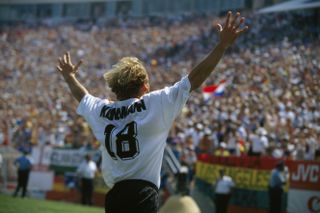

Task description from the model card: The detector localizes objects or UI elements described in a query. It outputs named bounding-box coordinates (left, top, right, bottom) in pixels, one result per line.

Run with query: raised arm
left=56, top=52, right=88, bottom=102
left=188, top=11, right=248, bottom=91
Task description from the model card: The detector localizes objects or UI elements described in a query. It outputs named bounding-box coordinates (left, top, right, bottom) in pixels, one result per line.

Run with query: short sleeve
left=76, top=94, right=104, bottom=119
left=160, top=76, right=191, bottom=126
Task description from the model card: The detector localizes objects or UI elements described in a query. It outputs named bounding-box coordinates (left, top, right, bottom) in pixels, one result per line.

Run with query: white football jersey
left=77, top=76, right=191, bottom=188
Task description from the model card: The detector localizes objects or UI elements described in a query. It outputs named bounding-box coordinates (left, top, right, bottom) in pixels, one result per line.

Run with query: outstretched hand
left=56, top=52, right=88, bottom=102
left=216, top=11, right=248, bottom=49
left=57, top=52, right=82, bottom=77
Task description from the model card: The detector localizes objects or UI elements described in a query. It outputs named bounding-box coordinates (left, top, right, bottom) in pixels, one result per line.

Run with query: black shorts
left=105, top=179, right=159, bottom=213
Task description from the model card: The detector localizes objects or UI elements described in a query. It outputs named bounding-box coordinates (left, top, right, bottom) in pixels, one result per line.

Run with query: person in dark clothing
left=13, top=152, right=32, bottom=198
left=268, top=161, right=288, bottom=213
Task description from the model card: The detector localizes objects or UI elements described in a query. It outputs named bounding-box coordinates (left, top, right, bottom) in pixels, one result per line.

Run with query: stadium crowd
left=0, top=12, right=319, bottom=174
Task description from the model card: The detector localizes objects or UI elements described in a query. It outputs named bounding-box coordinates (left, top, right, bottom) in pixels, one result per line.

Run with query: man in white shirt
left=213, top=169, right=235, bottom=213
left=56, top=11, right=248, bottom=213
left=77, top=154, right=97, bottom=205
left=249, top=129, right=268, bottom=156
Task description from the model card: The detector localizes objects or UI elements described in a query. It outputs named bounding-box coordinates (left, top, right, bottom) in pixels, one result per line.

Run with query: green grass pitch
left=0, top=194, right=103, bottom=213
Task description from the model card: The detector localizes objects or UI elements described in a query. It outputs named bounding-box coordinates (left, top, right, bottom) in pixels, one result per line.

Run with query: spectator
left=214, top=142, right=230, bottom=157
left=248, top=129, right=268, bottom=157
left=0, top=11, right=319, bottom=178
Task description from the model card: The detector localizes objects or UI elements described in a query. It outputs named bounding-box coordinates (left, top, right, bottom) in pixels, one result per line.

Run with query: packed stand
left=0, top=12, right=319, bottom=170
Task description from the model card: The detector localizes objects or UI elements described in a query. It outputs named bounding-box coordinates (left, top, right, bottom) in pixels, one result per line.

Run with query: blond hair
left=104, top=57, right=149, bottom=100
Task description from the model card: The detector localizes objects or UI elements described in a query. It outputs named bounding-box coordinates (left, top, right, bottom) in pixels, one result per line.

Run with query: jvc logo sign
left=292, top=164, right=319, bottom=183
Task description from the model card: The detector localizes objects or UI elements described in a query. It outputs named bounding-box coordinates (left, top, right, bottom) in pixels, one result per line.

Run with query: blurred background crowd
left=0, top=11, right=319, bottom=176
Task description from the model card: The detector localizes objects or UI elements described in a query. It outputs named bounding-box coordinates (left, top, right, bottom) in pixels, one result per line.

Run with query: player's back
left=77, top=76, right=191, bottom=188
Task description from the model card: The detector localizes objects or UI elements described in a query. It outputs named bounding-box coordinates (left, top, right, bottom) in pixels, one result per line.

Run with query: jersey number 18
left=104, top=121, right=140, bottom=160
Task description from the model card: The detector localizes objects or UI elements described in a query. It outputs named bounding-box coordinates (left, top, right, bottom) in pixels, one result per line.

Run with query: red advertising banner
left=289, top=160, right=320, bottom=190
left=197, top=154, right=278, bottom=170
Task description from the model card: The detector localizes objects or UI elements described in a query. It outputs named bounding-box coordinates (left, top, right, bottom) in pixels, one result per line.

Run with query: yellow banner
left=196, top=162, right=289, bottom=191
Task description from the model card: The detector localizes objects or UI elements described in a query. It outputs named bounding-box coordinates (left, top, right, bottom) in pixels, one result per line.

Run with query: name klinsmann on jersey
left=100, top=99, right=147, bottom=121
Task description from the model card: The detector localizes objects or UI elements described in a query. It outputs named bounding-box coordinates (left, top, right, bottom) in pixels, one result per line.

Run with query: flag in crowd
left=202, top=79, right=227, bottom=100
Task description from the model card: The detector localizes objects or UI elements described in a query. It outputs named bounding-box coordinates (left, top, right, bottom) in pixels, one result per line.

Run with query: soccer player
left=57, top=11, right=248, bottom=213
